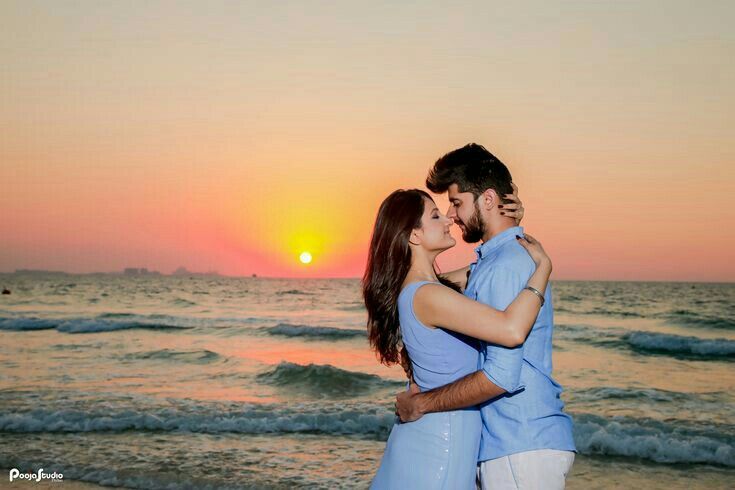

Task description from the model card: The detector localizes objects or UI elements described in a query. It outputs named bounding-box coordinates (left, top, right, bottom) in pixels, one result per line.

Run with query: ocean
left=0, top=273, right=733, bottom=489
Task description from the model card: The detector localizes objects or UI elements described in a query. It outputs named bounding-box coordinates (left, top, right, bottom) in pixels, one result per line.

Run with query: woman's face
left=415, top=196, right=456, bottom=252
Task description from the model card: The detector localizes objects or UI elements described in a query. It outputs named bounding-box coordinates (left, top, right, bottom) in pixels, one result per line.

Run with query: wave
left=57, top=320, right=192, bottom=334
left=1, top=400, right=732, bottom=467
left=589, top=308, right=644, bottom=318
left=570, top=386, right=700, bottom=403
left=0, top=317, right=57, bottom=331
left=567, top=387, right=735, bottom=425
left=573, top=413, right=734, bottom=466
left=0, top=401, right=394, bottom=438
left=256, top=362, right=403, bottom=397
left=0, top=315, right=194, bottom=334
left=118, top=349, right=224, bottom=364
left=97, top=312, right=136, bottom=318
left=170, top=298, right=197, bottom=307
left=51, top=342, right=106, bottom=351
left=554, top=324, right=623, bottom=345
left=263, top=323, right=365, bottom=339
left=554, top=306, right=644, bottom=318
left=555, top=325, right=735, bottom=360
left=559, top=294, right=582, bottom=302
left=276, top=289, right=312, bottom=296
left=337, top=303, right=366, bottom=312
left=663, top=309, right=735, bottom=330
left=624, top=331, right=735, bottom=359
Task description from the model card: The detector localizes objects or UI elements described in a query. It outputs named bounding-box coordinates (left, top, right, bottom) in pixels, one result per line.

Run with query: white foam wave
left=56, top=319, right=191, bottom=333
left=0, top=316, right=193, bottom=334
left=2, top=403, right=733, bottom=466
left=0, top=317, right=57, bottom=331
left=625, top=331, right=735, bottom=357
left=573, top=413, right=734, bottom=466
left=0, top=403, right=394, bottom=438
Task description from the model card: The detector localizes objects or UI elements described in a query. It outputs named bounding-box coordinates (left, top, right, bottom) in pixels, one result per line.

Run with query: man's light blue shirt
left=465, top=226, right=576, bottom=462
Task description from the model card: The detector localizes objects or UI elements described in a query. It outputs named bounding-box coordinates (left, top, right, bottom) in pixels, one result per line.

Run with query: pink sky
left=1, top=2, right=733, bottom=281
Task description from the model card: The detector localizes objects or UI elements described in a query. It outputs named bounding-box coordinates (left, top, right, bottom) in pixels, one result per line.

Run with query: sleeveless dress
left=370, top=281, right=483, bottom=490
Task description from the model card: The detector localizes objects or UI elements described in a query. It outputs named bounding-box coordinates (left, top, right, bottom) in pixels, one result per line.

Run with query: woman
left=362, top=188, right=550, bottom=489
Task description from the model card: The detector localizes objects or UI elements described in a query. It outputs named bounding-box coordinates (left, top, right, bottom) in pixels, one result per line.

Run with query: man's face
left=446, top=184, right=486, bottom=243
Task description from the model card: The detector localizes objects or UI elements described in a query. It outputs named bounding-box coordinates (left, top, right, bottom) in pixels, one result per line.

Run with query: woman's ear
left=408, top=230, right=421, bottom=246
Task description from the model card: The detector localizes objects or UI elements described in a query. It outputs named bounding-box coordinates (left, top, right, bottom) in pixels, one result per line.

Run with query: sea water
left=0, top=274, right=733, bottom=489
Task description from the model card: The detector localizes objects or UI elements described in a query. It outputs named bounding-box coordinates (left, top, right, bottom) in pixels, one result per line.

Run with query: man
left=395, top=143, right=576, bottom=489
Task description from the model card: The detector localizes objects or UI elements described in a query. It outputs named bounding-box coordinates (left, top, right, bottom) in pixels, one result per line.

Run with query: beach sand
left=0, top=479, right=105, bottom=490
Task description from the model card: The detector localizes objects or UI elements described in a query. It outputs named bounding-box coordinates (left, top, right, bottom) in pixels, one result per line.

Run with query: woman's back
left=398, top=280, right=481, bottom=391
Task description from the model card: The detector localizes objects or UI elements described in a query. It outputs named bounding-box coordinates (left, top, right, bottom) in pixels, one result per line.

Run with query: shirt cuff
left=481, top=367, right=526, bottom=394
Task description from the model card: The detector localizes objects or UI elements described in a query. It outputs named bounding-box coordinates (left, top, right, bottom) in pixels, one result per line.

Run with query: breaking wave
left=263, top=323, right=365, bottom=339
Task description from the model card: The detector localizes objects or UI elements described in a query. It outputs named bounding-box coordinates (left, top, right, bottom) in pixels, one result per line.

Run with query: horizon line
left=0, top=270, right=732, bottom=285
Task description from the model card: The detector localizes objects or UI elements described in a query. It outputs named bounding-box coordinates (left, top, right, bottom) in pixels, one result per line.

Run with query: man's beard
left=461, top=200, right=486, bottom=243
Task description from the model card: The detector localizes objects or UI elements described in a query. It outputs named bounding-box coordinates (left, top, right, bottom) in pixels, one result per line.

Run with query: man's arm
left=438, top=265, right=471, bottom=290
left=396, top=371, right=505, bottom=422
left=396, top=264, right=533, bottom=422
left=478, top=266, right=531, bottom=395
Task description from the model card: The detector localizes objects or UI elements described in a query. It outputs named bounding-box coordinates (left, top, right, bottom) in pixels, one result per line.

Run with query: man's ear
left=481, top=189, right=499, bottom=211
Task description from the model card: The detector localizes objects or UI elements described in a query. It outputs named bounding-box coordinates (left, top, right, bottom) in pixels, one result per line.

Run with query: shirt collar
left=474, top=226, right=524, bottom=260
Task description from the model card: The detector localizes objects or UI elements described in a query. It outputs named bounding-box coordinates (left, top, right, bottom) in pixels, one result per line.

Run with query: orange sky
left=1, top=2, right=733, bottom=281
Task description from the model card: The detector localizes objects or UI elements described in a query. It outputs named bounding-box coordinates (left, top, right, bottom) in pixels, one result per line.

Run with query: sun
left=299, top=251, right=313, bottom=264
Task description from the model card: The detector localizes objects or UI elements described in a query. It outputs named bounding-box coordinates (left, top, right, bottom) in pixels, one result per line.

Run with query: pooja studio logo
left=9, top=468, right=63, bottom=483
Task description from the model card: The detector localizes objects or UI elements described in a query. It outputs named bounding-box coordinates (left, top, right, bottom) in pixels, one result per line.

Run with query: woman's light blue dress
left=370, top=281, right=482, bottom=490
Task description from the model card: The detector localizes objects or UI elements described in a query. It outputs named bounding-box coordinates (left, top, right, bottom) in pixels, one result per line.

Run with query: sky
left=1, top=1, right=733, bottom=281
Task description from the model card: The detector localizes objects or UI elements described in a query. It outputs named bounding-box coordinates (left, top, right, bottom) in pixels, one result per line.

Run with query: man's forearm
left=416, top=370, right=505, bottom=414
left=439, top=265, right=471, bottom=290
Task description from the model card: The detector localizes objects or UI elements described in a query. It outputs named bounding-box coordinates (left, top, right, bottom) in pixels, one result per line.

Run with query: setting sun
left=299, top=251, right=313, bottom=265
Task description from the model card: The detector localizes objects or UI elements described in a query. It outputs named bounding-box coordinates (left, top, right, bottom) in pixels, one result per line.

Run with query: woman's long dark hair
left=362, top=189, right=460, bottom=380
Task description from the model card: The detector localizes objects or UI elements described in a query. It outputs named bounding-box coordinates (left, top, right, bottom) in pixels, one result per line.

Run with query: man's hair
left=426, top=143, right=513, bottom=201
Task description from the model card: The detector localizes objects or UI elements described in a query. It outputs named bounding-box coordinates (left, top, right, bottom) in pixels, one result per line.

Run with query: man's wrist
left=414, top=392, right=429, bottom=415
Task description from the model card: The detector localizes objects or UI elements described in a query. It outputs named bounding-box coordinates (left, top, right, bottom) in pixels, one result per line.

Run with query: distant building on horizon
left=4, top=267, right=222, bottom=278
left=123, top=267, right=162, bottom=276
left=172, top=266, right=221, bottom=277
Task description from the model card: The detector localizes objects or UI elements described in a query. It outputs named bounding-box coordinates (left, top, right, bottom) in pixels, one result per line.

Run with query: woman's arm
left=415, top=235, right=551, bottom=347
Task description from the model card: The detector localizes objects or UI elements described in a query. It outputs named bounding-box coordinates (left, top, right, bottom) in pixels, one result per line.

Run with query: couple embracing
left=362, top=144, right=576, bottom=489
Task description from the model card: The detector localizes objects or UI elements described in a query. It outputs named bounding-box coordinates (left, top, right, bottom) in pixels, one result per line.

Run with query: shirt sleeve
left=477, top=265, right=532, bottom=393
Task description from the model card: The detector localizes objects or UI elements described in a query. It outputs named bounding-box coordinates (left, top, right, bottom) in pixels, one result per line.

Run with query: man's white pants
left=477, top=449, right=575, bottom=490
